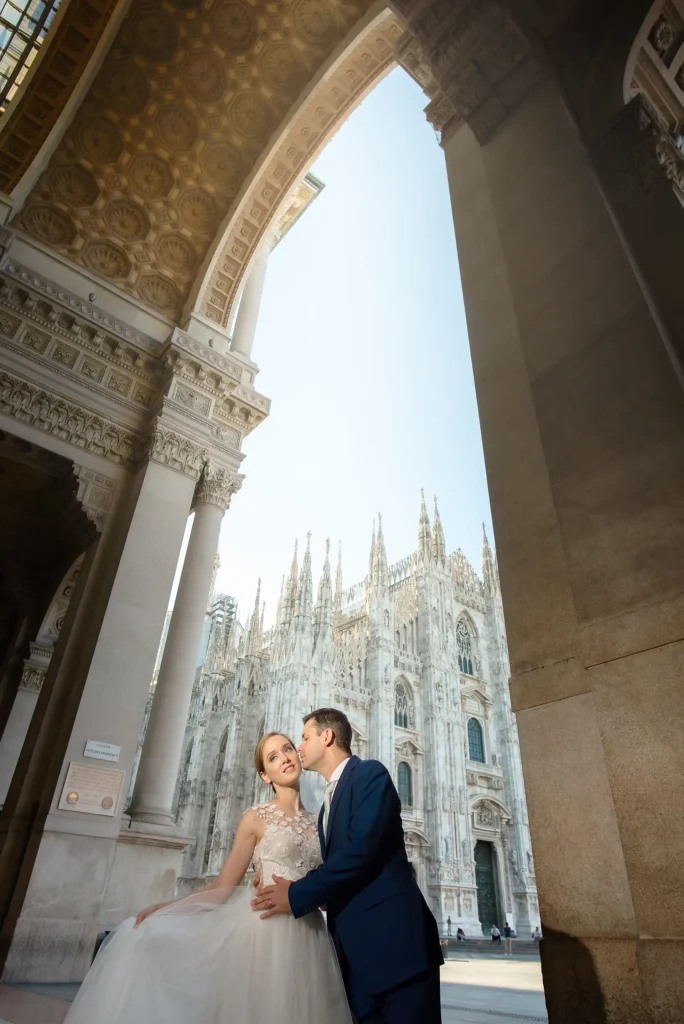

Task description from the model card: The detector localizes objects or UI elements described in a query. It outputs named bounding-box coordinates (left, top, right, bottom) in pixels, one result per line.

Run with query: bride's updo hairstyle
left=254, top=732, right=298, bottom=791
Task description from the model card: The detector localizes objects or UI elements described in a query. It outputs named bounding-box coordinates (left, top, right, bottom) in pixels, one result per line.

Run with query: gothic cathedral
left=160, top=494, right=540, bottom=936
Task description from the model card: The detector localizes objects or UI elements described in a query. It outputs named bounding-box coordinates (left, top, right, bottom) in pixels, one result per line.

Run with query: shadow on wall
left=540, top=927, right=606, bottom=1024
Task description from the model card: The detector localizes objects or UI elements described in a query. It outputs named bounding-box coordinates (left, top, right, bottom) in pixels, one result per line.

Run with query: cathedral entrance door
left=474, top=840, right=501, bottom=936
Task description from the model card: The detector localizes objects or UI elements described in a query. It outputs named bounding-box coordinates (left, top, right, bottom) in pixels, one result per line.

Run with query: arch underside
left=4, top=1, right=402, bottom=327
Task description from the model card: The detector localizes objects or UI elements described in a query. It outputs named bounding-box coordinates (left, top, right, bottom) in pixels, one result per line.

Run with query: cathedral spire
left=334, top=540, right=343, bottom=621
left=418, top=488, right=431, bottom=562
left=482, top=522, right=497, bottom=592
left=295, top=532, right=313, bottom=623
left=248, top=579, right=262, bottom=655
left=432, top=496, right=446, bottom=565
left=375, top=512, right=389, bottom=589
left=275, top=575, right=285, bottom=628
left=314, top=538, right=333, bottom=634
left=368, top=520, right=376, bottom=582
left=282, top=539, right=299, bottom=626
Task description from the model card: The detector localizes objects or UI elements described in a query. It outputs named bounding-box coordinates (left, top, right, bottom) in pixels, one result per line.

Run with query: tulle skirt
left=65, top=887, right=352, bottom=1024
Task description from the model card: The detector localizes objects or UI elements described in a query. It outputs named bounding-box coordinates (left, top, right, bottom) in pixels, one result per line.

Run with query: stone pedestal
left=443, top=78, right=684, bottom=1023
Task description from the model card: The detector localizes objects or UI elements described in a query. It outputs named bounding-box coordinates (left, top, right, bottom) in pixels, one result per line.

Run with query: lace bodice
left=252, top=803, right=321, bottom=886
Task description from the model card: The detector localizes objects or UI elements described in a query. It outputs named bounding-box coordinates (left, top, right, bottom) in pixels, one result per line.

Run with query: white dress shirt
left=322, top=757, right=351, bottom=834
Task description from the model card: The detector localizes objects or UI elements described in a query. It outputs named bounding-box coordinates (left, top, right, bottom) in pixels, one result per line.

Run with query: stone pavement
left=441, top=958, right=547, bottom=1023
left=0, top=958, right=547, bottom=1023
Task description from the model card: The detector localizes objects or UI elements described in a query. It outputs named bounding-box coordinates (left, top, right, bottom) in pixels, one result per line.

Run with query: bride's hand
left=134, top=902, right=166, bottom=928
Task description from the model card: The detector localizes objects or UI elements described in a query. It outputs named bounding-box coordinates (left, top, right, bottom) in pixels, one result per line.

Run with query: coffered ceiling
left=13, top=0, right=382, bottom=321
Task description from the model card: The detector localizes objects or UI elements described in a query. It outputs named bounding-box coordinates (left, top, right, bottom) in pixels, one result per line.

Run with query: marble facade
left=148, top=505, right=539, bottom=937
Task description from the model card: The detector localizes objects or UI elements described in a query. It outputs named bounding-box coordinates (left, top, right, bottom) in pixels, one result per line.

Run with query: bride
left=65, top=732, right=352, bottom=1023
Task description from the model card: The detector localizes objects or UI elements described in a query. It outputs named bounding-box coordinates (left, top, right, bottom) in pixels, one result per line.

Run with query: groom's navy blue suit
left=288, top=756, right=443, bottom=1023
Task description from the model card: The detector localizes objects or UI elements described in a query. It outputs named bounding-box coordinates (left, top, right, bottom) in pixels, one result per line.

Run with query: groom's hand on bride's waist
left=250, top=875, right=293, bottom=919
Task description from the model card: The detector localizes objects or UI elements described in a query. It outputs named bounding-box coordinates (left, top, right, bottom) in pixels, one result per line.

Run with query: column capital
left=192, top=464, right=242, bottom=512
left=394, top=0, right=544, bottom=145
left=145, top=422, right=209, bottom=480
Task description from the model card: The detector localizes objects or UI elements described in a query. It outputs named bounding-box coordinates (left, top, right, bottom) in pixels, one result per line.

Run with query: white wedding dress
left=65, top=804, right=352, bottom=1023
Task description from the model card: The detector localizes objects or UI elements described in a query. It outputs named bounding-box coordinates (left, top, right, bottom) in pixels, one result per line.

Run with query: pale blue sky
left=213, top=67, right=493, bottom=623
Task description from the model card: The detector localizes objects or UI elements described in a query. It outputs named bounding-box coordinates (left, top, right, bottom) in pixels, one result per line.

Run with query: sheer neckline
left=255, top=802, right=310, bottom=822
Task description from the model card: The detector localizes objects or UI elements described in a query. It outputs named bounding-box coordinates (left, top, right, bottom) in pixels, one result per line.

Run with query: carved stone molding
left=395, top=0, right=544, bottom=145
left=19, top=663, right=46, bottom=694
left=73, top=464, right=117, bottom=531
left=1, top=259, right=162, bottom=354
left=145, top=422, right=208, bottom=479
left=192, top=465, right=242, bottom=512
left=0, top=367, right=137, bottom=465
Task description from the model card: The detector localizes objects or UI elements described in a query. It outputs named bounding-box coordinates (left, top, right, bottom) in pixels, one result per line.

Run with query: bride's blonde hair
left=254, top=732, right=298, bottom=789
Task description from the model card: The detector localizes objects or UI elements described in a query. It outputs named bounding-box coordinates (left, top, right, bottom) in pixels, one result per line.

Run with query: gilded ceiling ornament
left=156, top=104, right=199, bottom=153
left=72, top=116, right=123, bottom=165
left=261, top=43, right=307, bottom=94
left=183, top=51, right=228, bottom=104
left=21, top=206, right=77, bottom=247
left=48, top=163, right=99, bottom=207
left=82, top=240, right=131, bottom=280
left=130, top=6, right=179, bottom=63
left=292, top=0, right=338, bottom=47
left=101, top=60, right=150, bottom=116
left=201, top=141, right=242, bottom=188
left=129, top=154, right=174, bottom=199
left=178, top=188, right=217, bottom=233
left=156, top=234, right=197, bottom=274
left=137, top=273, right=181, bottom=313
left=230, top=91, right=273, bottom=138
left=212, top=1, right=259, bottom=53
left=104, top=198, right=151, bottom=242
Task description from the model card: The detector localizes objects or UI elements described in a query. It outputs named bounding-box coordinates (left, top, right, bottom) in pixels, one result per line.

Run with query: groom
left=252, top=707, right=443, bottom=1023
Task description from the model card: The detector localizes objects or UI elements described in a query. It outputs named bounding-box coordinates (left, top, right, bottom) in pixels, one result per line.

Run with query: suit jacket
left=288, top=756, right=443, bottom=1000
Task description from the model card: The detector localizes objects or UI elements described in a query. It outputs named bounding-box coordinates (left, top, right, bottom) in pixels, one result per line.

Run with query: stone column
left=0, top=429, right=206, bottom=983
left=128, top=466, right=240, bottom=825
left=0, top=657, right=45, bottom=806
left=442, top=75, right=684, bottom=1024
left=229, top=240, right=271, bottom=359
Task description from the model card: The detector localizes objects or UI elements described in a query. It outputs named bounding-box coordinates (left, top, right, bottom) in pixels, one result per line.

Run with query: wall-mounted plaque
left=84, top=739, right=121, bottom=763
left=58, top=762, right=125, bottom=817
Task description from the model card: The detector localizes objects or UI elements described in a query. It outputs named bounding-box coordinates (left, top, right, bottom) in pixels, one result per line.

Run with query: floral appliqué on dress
left=252, top=804, right=321, bottom=885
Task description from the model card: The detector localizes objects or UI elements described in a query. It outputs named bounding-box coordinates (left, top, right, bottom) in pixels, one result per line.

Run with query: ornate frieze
left=192, top=464, right=243, bottom=511
left=73, top=465, right=117, bottom=531
left=0, top=367, right=137, bottom=465
left=1, top=259, right=162, bottom=354
left=19, top=664, right=46, bottom=694
left=395, top=0, right=544, bottom=145
left=145, top=423, right=209, bottom=479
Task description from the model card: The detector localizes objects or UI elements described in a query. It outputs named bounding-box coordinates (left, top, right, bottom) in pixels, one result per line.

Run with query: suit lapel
left=317, top=804, right=325, bottom=857
left=325, top=755, right=359, bottom=852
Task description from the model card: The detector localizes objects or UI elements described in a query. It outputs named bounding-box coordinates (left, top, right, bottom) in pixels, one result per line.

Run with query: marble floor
left=0, top=958, right=547, bottom=1023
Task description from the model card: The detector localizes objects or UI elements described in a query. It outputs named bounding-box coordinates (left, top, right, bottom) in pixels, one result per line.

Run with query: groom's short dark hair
left=304, top=708, right=352, bottom=754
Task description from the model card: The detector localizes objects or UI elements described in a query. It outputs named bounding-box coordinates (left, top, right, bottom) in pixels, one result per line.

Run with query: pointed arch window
left=457, top=619, right=474, bottom=675
left=467, top=718, right=485, bottom=764
left=398, top=761, right=413, bottom=808
left=394, top=682, right=410, bottom=729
